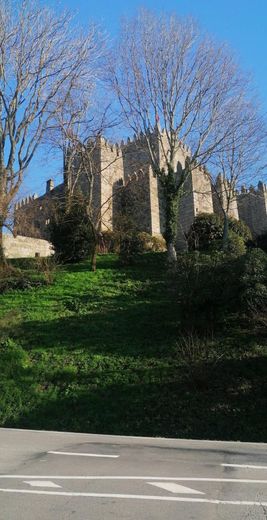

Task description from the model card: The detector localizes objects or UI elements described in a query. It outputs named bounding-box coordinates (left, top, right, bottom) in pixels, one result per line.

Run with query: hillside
left=0, top=253, right=266, bottom=441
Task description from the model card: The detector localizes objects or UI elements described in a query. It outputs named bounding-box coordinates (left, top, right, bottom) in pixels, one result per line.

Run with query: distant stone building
left=14, top=132, right=267, bottom=248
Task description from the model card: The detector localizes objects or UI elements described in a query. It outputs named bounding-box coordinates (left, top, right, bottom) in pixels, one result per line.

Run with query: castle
left=14, top=132, right=267, bottom=247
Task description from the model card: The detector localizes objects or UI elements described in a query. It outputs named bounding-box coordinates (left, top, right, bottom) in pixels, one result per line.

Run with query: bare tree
left=0, top=0, right=104, bottom=264
left=109, top=10, right=253, bottom=264
left=210, top=99, right=266, bottom=248
left=48, top=101, right=132, bottom=271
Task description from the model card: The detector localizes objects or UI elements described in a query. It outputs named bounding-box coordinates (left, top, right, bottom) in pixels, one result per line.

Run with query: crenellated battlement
left=96, top=129, right=192, bottom=159
left=238, top=181, right=267, bottom=196
left=15, top=194, right=38, bottom=210
left=14, top=132, right=267, bottom=245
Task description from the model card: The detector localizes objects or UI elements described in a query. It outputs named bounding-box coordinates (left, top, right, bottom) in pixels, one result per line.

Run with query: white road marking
left=147, top=482, right=205, bottom=494
left=222, top=464, right=267, bottom=470
left=48, top=451, right=119, bottom=458
left=24, top=481, right=61, bottom=488
left=2, top=476, right=267, bottom=484
left=0, top=488, right=267, bottom=506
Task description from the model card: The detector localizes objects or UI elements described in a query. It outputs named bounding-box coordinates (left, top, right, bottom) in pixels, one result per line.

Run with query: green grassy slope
left=0, top=253, right=266, bottom=441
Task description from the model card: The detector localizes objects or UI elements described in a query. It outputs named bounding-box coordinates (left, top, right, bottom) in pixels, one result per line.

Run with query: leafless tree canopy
left=1, top=5, right=265, bottom=264
left=0, top=0, right=104, bottom=258
left=110, top=10, right=250, bottom=169
left=109, top=10, right=266, bottom=260
left=213, top=99, right=266, bottom=204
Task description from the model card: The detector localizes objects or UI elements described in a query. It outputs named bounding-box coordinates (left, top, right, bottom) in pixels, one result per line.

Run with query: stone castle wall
left=3, top=235, right=53, bottom=258
left=212, top=174, right=239, bottom=220
left=121, top=137, right=153, bottom=233
left=99, top=139, right=124, bottom=231
left=14, top=133, right=267, bottom=248
left=14, top=183, right=64, bottom=240
left=237, top=182, right=267, bottom=237
left=193, top=166, right=214, bottom=217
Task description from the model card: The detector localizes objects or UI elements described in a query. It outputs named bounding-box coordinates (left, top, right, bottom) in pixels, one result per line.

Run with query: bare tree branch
left=108, top=9, right=261, bottom=262
left=0, top=0, right=105, bottom=262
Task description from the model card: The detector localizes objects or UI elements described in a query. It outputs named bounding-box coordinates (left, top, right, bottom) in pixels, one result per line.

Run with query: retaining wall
left=3, top=235, right=53, bottom=258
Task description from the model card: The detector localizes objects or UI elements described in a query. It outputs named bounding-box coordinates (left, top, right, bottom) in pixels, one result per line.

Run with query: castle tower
left=212, top=174, right=239, bottom=220
left=237, top=182, right=267, bottom=237
left=64, top=136, right=124, bottom=232
left=121, top=130, right=214, bottom=248
left=98, top=138, right=124, bottom=231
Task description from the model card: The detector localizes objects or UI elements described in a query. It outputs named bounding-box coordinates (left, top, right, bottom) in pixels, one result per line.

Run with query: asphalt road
left=1, top=428, right=267, bottom=519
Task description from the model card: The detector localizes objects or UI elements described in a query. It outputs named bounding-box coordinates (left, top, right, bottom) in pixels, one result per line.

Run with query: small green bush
left=119, top=233, right=141, bottom=265
left=101, top=231, right=166, bottom=255
left=228, top=217, right=252, bottom=242
left=228, top=231, right=246, bottom=257
left=187, top=213, right=223, bottom=251
left=118, top=232, right=166, bottom=264
left=187, top=213, right=251, bottom=253
left=135, top=232, right=166, bottom=252
left=150, top=235, right=167, bottom=252
left=49, top=196, right=94, bottom=263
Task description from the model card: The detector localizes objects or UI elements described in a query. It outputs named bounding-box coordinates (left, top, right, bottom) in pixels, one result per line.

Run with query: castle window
left=45, top=218, right=50, bottom=226
left=39, top=205, right=43, bottom=210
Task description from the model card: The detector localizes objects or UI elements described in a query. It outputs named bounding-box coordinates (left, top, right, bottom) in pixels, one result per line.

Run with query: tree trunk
left=90, top=241, right=97, bottom=272
left=222, top=211, right=229, bottom=251
left=86, top=206, right=99, bottom=272
left=91, top=232, right=98, bottom=273
left=0, top=222, right=7, bottom=267
left=167, top=241, right=177, bottom=264
left=163, top=168, right=181, bottom=267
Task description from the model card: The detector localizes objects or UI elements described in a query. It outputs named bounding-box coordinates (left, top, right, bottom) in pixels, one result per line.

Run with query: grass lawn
left=0, top=252, right=266, bottom=441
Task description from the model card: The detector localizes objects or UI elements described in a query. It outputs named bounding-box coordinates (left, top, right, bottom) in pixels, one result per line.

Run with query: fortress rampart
left=14, top=134, right=267, bottom=247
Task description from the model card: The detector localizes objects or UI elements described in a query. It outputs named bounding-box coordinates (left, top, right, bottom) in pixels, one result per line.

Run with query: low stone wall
left=3, top=235, right=54, bottom=259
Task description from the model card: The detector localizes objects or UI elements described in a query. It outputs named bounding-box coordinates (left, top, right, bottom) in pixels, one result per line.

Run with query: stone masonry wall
left=193, top=167, right=214, bottom=217
left=212, top=174, right=239, bottom=220
left=237, top=183, right=267, bottom=237
left=100, top=139, right=124, bottom=231
left=122, top=137, right=153, bottom=233
left=14, top=133, right=267, bottom=250
left=15, top=183, right=64, bottom=239
left=3, top=235, right=53, bottom=258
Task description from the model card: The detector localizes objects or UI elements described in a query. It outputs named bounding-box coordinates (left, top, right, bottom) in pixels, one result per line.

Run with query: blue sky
left=25, top=0, right=267, bottom=197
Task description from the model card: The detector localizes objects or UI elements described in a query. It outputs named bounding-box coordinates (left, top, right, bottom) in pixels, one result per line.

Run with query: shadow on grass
left=15, top=297, right=179, bottom=357
left=62, top=253, right=168, bottom=277
left=6, top=253, right=177, bottom=357
left=3, top=253, right=267, bottom=440
left=5, top=356, right=267, bottom=442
